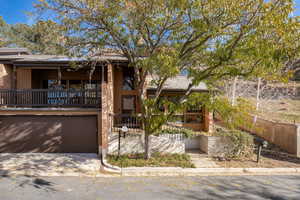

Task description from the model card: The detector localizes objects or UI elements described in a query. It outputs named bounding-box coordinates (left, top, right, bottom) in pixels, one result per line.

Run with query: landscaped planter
left=199, top=135, right=232, bottom=156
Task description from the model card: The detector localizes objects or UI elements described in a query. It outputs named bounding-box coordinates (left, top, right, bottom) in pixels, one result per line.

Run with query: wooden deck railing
left=0, top=89, right=101, bottom=108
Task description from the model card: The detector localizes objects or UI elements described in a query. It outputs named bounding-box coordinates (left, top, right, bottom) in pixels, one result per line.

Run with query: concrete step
left=187, top=153, right=208, bottom=159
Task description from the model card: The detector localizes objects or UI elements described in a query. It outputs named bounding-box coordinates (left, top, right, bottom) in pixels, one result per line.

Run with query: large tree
left=0, top=18, right=67, bottom=54
left=0, top=16, right=10, bottom=47
left=35, top=0, right=299, bottom=158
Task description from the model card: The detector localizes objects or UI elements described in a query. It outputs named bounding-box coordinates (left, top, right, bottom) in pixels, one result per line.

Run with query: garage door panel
left=0, top=116, right=97, bottom=153
left=61, top=116, right=98, bottom=153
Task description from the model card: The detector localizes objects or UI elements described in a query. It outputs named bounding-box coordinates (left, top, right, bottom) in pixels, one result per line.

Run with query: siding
left=17, top=68, right=32, bottom=89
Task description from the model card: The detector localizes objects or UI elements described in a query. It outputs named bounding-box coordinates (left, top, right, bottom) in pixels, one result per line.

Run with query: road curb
left=3, top=167, right=300, bottom=177
left=121, top=167, right=300, bottom=176
left=0, top=170, right=119, bottom=177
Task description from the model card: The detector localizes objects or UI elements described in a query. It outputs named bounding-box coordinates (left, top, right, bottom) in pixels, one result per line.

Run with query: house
left=0, top=48, right=212, bottom=156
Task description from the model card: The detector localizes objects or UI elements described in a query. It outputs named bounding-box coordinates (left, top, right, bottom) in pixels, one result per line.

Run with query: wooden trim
left=0, top=109, right=99, bottom=116
left=58, top=67, right=62, bottom=86
left=12, top=65, right=16, bottom=89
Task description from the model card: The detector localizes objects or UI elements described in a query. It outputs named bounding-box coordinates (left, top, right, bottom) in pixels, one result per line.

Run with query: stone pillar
left=107, top=63, right=114, bottom=117
left=99, top=65, right=108, bottom=158
left=99, top=63, right=114, bottom=158
left=0, top=64, right=13, bottom=89
left=203, top=107, right=213, bottom=133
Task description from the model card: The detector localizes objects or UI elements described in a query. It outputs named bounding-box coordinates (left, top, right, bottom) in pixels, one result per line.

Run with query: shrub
left=215, top=126, right=254, bottom=159
left=156, top=127, right=198, bottom=138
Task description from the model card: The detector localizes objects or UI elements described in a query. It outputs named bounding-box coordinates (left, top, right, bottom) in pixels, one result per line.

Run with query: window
left=45, top=80, right=67, bottom=89
left=167, top=95, right=181, bottom=104
left=69, top=80, right=82, bottom=90
left=187, top=104, right=202, bottom=113
left=122, top=95, right=136, bottom=114
left=44, top=80, right=100, bottom=90
left=148, top=95, right=166, bottom=112
left=185, top=114, right=202, bottom=123
left=122, top=67, right=135, bottom=90
left=84, top=80, right=100, bottom=90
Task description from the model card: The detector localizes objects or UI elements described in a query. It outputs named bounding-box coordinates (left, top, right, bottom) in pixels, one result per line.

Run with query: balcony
left=0, top=89, right=101, bottom=108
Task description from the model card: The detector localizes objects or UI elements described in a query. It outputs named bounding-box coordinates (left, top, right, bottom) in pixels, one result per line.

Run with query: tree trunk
left=144, top=131, right=151, bottom=160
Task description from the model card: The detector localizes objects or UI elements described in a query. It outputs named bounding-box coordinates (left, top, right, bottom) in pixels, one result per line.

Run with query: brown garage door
left=0, top=116, right=98, bottom=153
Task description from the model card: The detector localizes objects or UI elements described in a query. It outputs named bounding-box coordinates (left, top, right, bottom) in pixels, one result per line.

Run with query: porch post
left=203, top=107, right=213, bottom=133
left=58, top=67, right=62, bottom=86
left=12, top=65, right=16, bottom=89
left=107, top=63, right=114, bottom=124
left=99, top=65, right=108, bottom=158
left=99, top=63, right=114, bottom=158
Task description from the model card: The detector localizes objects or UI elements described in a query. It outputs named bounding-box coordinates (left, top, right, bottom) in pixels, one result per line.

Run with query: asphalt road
left=0, top=175, right=300, bottom=200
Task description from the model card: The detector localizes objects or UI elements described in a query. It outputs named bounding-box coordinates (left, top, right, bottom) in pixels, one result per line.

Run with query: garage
left=0, top=115, right=98, bottom=153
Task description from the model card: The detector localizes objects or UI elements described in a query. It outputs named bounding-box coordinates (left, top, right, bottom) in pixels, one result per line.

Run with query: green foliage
left=107, top=153, right=195, bottom=168
left=33, top=0, right=299, bottom=158
left=155, top=127, right=198, bottom=138
left=215, top=126, right=255, bottom=159
left=0, top=19, right=67, bottom=54
left=0, top=16, right=10, bottom=47
left=214, top=96, right=255, bottom=130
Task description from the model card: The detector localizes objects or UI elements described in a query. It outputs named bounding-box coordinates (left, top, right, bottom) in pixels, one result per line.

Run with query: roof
left=0, top=48, right=208, bottom=91
left=0, top=52, right=128, bottom=65
left=0, top=48, right=31, bottom=55
left=147, top=75, right=208, bottom=91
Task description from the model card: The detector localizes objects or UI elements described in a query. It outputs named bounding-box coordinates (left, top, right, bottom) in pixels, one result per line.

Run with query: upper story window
left=44, top=80, right=100, bottom=90
left=122, top=67, right=135, bottom=90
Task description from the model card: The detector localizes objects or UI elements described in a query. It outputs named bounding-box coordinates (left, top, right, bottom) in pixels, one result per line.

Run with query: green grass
left=107, top=153, right=195, bottom=168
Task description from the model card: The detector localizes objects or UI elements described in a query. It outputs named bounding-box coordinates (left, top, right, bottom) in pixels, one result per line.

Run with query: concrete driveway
left=0, top=153, right=103, bottom=177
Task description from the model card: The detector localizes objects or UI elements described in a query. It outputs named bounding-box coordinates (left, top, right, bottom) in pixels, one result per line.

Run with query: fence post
left=231, top=77, right=238, bottom=106
left=297, top=125, right=300, bottom=158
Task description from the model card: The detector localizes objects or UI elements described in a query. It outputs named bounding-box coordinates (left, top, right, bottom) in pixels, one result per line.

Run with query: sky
left=0, top=0, right=38, bottom=24
left=0, top=0, right=300, bottom=24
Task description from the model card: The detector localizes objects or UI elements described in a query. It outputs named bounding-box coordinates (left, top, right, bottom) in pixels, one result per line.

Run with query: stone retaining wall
left=108, top=132, right=233, bottom=156
left=199, top=135, right=232, bottom=156
left=108, top=133, right=185, bottom=155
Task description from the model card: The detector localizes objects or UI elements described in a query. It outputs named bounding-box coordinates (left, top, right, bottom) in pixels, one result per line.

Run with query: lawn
left=107, top=153, right=195, bottom=168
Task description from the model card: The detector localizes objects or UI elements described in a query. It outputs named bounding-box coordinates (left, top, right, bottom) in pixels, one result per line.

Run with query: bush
left=215, top=126, right=254, bottom=159
left=155, top=126, right=198, bottom=138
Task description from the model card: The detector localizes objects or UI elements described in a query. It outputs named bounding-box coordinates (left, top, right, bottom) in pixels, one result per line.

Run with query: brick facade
left=0, top=64, right=12, bottom=89
left=99, top=64, right=114, bottom=158
left=203, top=108, right=213, bottom=133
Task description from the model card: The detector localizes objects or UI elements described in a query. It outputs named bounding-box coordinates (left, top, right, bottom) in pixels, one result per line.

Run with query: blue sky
left=0, top=0, right=38, bottom=24
left=0, top=0, right=300, bottom=24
